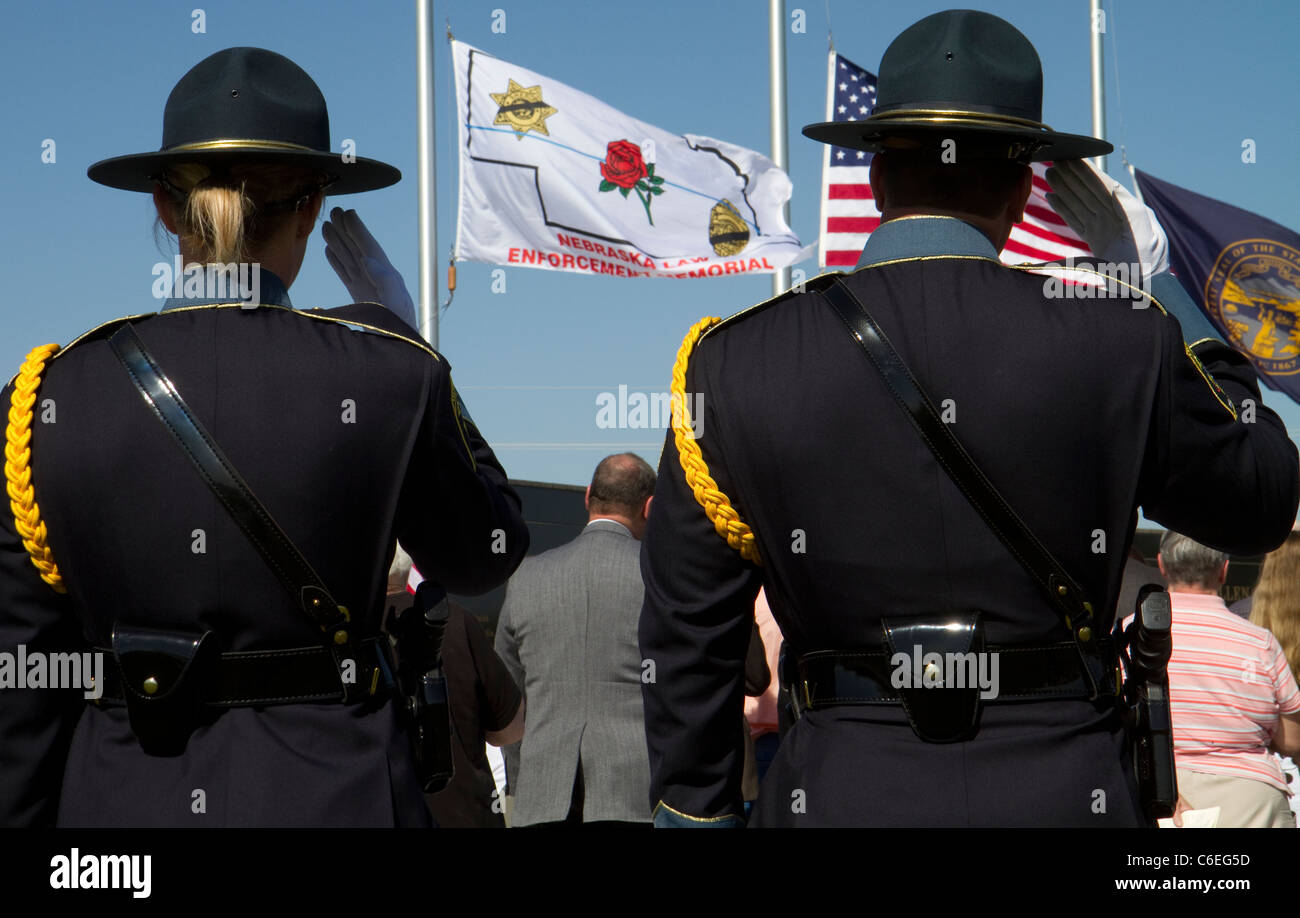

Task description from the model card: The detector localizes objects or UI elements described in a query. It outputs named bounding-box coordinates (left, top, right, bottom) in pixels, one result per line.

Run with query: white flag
left=452, top=40, right=807, bottom=279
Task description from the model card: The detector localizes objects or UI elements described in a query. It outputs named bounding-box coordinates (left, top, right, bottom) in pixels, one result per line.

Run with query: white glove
left=1044, top=159, right=1169, bottom=281
left=322, top=207, right=418, bottom=329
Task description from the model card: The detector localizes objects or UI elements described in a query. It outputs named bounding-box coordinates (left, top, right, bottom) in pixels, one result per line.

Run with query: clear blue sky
left=3, top=0, right=1298, bottom=487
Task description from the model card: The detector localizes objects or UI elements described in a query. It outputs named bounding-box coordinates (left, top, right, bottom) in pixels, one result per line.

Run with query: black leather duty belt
left=790, top=640, right=1120, bottom=712
left=93, top=637, right=394, bottom=707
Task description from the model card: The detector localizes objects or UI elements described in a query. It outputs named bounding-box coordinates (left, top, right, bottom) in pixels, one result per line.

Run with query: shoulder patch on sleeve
left=448, top=375, right=477, bottom=471
left=1184, top=343, right=1238, bottom=419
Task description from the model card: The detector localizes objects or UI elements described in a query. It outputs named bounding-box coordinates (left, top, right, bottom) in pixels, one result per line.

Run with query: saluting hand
left=1045, top=159, right=1169, bottom=285
left=322, top=207, right=418, bottom=330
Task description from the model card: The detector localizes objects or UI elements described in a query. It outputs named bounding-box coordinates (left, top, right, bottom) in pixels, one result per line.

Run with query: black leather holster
left=882, top=612, right=986, bottom=743
left=112, top=624, right=219, bottom=756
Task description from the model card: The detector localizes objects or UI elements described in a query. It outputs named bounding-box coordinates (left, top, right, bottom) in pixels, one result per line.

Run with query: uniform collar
left=160, top=266, right=292, bottom=312
left=856, top=215, right=999, bottom=268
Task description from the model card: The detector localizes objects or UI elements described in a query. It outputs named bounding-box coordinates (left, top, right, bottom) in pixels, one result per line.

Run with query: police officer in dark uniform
left=638, top=11, right=1299, bottom=827
left=0, top=47, right=528, bottom=826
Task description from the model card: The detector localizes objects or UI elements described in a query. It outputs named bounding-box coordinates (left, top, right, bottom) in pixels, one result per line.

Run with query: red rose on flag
left=600, top=141, right=648, bottom=189
left=597, top=139, right=666, bottom=225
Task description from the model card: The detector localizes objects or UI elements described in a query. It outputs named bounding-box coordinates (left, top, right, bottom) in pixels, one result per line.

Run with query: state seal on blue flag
left=1205, top=239, right=1300, bottom=377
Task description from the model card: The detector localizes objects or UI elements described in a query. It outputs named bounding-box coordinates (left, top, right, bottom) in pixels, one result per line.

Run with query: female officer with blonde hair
left=0, top=47, right=528, bottom=826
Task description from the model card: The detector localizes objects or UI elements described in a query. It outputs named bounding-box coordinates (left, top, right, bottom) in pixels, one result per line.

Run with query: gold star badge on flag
left=490, top=79, right=558, bottom=140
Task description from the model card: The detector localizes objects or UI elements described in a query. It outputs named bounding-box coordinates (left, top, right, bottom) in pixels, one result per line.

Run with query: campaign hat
left=802, top=10, right=1112, bottom=162
left=88, top=47, right=400, bottom=194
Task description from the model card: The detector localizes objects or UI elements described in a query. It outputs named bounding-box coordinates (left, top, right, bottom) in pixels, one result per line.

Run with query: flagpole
left=769, top=0, right=790, bottom=296
left=1127, top=161, right=1144, bottom=204
left=1089, top=0, right=1106, bottom=173
left=416, top=0, right=438, bottom=348
left=817, top=44, right=834, bottom=270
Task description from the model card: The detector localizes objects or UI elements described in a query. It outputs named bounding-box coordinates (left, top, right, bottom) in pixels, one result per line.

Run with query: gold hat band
left=864, top=108, right=1053, bottom=133
left=165, top=138, right=319, bottom=153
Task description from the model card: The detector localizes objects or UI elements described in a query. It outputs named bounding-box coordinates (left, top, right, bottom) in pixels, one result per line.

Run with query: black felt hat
left=802, top=10, right=1111, bottom=162
left=88, top=47, right=400, bottom=194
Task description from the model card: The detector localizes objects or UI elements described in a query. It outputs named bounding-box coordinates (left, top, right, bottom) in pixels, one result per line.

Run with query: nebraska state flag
left=452, top=40, right=808, bottom=279
left=1136, top=169, right=1300, bottom=401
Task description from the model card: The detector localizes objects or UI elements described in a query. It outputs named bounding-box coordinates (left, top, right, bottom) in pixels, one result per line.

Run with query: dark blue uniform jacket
left=0, top=275, right=529, bottom=826
left=640, top=217, right=1299, bottom=827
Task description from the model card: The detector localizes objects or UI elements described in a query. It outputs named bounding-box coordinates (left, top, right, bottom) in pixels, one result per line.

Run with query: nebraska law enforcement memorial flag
left=818, top=51, right=1093, bottom=269
left=1135, top=169, right=1300, bottom=403
left=452, top=40, right=807, bottom=279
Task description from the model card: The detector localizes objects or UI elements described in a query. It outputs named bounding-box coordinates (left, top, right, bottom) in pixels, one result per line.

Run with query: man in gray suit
left=495, top=453, right=655, bottom=826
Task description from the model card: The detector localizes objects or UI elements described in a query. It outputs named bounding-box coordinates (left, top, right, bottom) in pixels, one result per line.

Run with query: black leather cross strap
left=815, top=276, right=1109, bottom=699
left=107, top=322, right=365, bottom=700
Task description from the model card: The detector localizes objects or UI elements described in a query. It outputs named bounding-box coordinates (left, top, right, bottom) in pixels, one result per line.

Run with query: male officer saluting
left=639, top=10, right=1299, bottom=827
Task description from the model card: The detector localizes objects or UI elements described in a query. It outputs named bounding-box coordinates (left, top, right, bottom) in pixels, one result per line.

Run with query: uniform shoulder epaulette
left=1007, top=263, right=1237, bottom=419
left=296, top=303, right=438, bottom=359
left=698, top=271, right=844, bottom=344
left=35, top=303, right=437, bottom=368
left=1007, top=262, right=1169, bottom=314
left=36, top=312, right=156, bottom=369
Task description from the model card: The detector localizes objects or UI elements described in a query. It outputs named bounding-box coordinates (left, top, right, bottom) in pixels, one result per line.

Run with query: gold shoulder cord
left=5, top=344, right=66, bottom=593
left=671, top=317, right=762, bottom=565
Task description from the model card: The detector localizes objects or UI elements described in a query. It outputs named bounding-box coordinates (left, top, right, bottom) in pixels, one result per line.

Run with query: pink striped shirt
left=1162, top=592, right=1300, bottom=793
left=744, top=589, right=783, bottom=737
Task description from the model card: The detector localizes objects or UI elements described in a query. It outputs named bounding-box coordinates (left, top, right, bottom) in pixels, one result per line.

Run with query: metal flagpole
left=416, top=0, right=438, bottom=348
left=1089, top=0, right=1107, bottom=173
left=769, top=0, right=790, bottom=296
left=818, top=39, right=833, bottom=270
left=1127, top=162, right=1144, bottom=203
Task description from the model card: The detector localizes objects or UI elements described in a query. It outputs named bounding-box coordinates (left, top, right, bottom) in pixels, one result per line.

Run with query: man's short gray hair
left=1158, top=530, right=1228, bottom=589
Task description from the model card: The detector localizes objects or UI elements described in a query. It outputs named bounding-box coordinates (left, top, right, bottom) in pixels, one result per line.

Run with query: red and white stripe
left=819, top=164, right=877, bottom=268
left=819, top=161, right=1094, bottom=268
left=1003, top=166, right=1094, bottom=265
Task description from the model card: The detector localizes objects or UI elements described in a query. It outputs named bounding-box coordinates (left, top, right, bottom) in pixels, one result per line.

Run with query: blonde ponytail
left=158, top=162, right=326, bottom=265
left=183, top=180, right=252, bottom=264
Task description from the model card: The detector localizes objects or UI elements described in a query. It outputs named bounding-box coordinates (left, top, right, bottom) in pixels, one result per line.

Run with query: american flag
left=818, top=51, right=1093, bottom=269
